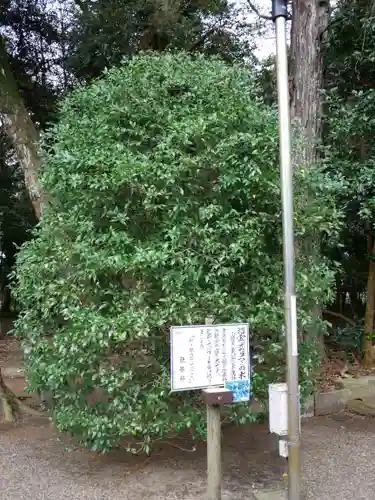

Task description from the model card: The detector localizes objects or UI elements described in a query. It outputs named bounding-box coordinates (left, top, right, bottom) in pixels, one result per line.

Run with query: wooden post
left=205, top=316, right=221, bottom=500
left=207, top=402, right=221, bottom=500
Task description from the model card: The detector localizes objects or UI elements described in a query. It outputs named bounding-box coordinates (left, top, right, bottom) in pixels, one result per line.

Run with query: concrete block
left=337, top=375, right=375, bottom=389
left=2, top=362, right=25, bottom=378
left=315, top=382, right=375, bottom=416
left=315, top=389, right=350, bottom=415
left=302, top=396, right=315, bottom=418
left=253, top=489, right=287, bottom=500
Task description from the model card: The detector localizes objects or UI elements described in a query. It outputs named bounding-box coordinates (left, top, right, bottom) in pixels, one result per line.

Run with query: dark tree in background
left=0, top=134, right=36, bottom=312
left=66, top=0, right=254, bottom=81
left=323, top=0, right=375, bottom=365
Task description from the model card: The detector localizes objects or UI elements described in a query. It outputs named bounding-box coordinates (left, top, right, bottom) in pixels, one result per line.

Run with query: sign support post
left=206, top=397, right=221, bottom=500
left=205, top=316, right=221, bottom=500
left=170, top=319, right=250, bottom=500
left=272, top=1, right=301, bottom=499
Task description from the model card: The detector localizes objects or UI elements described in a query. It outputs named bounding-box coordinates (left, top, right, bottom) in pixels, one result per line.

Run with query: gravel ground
left=0, top=413, right=374, bottom=500
left=302, top=413, right=375, bottom=500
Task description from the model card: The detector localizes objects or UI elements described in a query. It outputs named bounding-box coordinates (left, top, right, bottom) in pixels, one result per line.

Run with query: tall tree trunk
left=0, top=38, right=42, bottom=421
left=0, top=368, right=19, bottom=422
left=0, top=37, right=41, bottom=218
left=290, top=0, right=330, bottom=341
left=290, top=0, right=329, bottom=150
left=363, top=239, right=375, bottom=368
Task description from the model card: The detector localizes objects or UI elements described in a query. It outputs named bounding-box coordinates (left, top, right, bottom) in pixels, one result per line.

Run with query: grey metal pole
left=272, top=1, right=301, bottom=500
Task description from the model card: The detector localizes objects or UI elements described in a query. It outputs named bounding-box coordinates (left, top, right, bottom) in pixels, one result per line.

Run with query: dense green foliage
left=321, top=0, right=375, bottom=333
left=325, top=0, right=375, bottom=97
left=13, top=53, right=341, bottom=451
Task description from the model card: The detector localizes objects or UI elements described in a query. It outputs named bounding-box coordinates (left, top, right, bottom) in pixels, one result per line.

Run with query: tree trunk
left=290, top=0, right=330, bottom=341
left=0, top=369, right=17, bottom=422
left=0, top=38, right=44, bottom=420
left=0, top=367, right=42, bottom=422
left=0, top=37, right=41, bottom=218
left=363, top=241, right=375, bottom=368
left=290, top=0, right=329, bottom=151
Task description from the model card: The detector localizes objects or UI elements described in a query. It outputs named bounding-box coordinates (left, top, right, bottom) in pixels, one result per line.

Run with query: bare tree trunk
left=0, top=38, right=43, bottom=420
left=290, top=0, right=329, bottom=150
left=0, top=369, right=17, bottom=422
left=0, top=38, right=41, bottom=218
left=290, top=0, right=330, bottom=341
left=0, top=367, right=42, bottom=422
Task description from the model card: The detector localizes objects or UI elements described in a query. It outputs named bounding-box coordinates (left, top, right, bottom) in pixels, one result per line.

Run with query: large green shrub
left=13, top=52, right=340, bottom=451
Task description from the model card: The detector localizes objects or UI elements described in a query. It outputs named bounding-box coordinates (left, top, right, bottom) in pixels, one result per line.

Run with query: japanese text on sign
left=170, top=323, right=250, bottom=391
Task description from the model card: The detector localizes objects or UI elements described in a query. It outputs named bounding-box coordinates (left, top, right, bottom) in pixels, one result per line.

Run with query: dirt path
left=0, top=413, right=374, bottom=499
left=0, top=415, right=287, bottom=500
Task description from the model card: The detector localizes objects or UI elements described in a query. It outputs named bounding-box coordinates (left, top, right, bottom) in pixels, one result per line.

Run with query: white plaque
left=170, top=323, right=250, bottom=391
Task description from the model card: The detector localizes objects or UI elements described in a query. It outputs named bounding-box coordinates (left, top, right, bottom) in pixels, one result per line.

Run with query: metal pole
left=272, top=1, right=301, bottom=500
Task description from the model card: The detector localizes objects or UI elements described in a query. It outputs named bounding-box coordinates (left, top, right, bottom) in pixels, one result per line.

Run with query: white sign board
left=170, top=323, right=250, bottom=392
